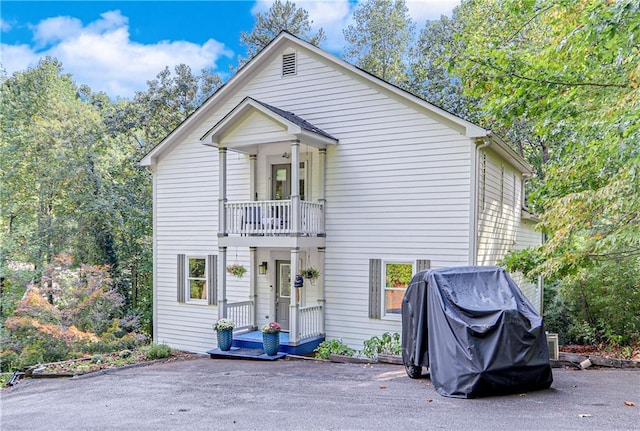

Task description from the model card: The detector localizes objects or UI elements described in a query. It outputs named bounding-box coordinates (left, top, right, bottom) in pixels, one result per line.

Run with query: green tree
left=408, top=14, right=481, bottom=122
left=239, top=0, right=326, bottom=64
left=454, top=0, right=640, bottom=344
left=343, top=0, right=415, bottom=85
left=0, top=58, right=115, bottom=282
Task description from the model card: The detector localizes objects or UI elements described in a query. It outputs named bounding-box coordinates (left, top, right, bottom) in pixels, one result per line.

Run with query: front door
left=275, top=260, right=291, bottom=331
left=272, top=164, right=291, bottom=200
left=271, top=162, right=306, bottom=200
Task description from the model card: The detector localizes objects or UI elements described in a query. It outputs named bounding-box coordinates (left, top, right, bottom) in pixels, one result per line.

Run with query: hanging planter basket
left=301, top=267, right=320, bottom=280
left=226, top=264, right=247, bottom=278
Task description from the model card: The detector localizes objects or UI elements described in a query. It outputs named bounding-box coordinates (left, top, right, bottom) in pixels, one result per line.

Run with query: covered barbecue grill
left=401, top=266, right=553, bottom=398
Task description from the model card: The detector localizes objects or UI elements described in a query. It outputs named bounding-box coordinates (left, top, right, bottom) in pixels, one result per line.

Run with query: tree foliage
left=239, top=0, right=325, bottom=65
left=343, top=0, right=415, bottom=84
left=1, top=256, right=146, bottom=370
left=452, top=0, right=640, bottom=343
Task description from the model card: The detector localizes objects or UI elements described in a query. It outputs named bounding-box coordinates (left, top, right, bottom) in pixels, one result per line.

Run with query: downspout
left=471, top=133, right=492, bottom=266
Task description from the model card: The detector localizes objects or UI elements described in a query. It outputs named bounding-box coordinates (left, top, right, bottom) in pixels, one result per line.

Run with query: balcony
left=219, top=200, right=325, bottom=247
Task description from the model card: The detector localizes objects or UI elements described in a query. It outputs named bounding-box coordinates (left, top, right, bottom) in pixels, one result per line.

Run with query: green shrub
left=362, top=332, right=401, bottom=360
left=0, top=349, right=20, bottom=372
left=314, top=339, right=356, bottom=360
left=142, top=343, right=172, bottom=360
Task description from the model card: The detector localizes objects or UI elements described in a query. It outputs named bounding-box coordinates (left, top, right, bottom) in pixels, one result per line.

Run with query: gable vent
left=282, top=53, right=296, bottom=76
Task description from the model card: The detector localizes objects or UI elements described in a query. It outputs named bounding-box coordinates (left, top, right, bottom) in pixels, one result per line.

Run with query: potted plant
left=226, top=264, right=246, bottom=278
left=213, top=318, right=235, bottom=351
left=261, top=321, right=281, bottom=356
left=301, top=267, right=320, bottom=281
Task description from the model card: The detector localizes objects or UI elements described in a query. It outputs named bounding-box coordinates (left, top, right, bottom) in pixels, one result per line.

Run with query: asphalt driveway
left=1, top=357, right=638, bottom=430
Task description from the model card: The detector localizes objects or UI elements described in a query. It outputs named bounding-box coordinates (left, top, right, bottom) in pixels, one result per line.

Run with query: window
left=177, top=254, right=217, bottom=305
left=383, top=262, right=413, bottom=315
left=369, top=259, right=430, bottom=319
left=188, top=257, right=207, bottom=301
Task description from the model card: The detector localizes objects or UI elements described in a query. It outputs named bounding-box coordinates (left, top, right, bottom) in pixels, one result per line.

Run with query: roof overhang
left=476, top=132, right=535, bottom=177
left=200, top=97, right=338, bottom=153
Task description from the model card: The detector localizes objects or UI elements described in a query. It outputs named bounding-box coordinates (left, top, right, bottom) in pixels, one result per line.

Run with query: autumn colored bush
left=1, top=256, right=146, bottom=371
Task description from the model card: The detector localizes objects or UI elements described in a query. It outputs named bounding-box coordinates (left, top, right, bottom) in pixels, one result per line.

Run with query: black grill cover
left=402, top=266, right=553, bottom=398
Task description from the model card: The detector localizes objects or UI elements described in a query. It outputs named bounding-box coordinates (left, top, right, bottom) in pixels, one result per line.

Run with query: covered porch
left=215, top=245, right=326, bottom=354
left=200, top=97, right=335, bottom=353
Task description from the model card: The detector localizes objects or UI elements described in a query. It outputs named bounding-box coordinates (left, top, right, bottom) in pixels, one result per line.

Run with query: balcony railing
left=225, top=200, right=324, bottom=236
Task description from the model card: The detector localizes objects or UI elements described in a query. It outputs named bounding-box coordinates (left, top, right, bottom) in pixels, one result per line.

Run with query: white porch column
left=318, top=148, right=327, bottom=235
left=289, top=247, right=300, bottom=343
left=290, top=140, right=301, bottom=236
left=218, top=147, right=228, bottom=237
left=249, top=154, right=257, bottom=201
left=219, top=246, right=227, bottom=318
left=318, top=247, right=326, bottom=336
left=250, top=246, right=257, bottom=328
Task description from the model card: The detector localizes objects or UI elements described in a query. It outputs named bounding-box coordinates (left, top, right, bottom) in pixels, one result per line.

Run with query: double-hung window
left=383, top=261, right=414, bottom=316
left=188, top=257, right=207, bottom=301
left=177, top=254, right=217, bottom=305
left=369, top=259, right=430, bottom=319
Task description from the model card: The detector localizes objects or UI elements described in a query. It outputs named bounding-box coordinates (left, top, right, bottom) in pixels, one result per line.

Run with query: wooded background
left=1, top=1, right=638, bottom=370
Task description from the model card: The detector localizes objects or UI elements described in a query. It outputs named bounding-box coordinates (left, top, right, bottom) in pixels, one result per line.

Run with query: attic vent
left=282, top=53, right=296, bottom=76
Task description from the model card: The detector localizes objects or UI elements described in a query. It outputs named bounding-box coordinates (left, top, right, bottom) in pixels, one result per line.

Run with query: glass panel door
left=275, top=260, right=291, bottom=331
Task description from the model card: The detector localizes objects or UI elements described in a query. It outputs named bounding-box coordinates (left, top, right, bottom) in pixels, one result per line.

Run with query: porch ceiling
left=201, top=97, right=338, bottom=153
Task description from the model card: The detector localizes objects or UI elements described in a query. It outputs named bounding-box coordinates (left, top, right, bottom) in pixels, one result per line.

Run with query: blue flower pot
left=217, top=330, right=233, bottom=351
left=263, top=332, right=280, bottom=356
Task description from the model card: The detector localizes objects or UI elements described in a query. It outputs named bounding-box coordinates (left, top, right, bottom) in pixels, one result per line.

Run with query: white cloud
left=249, top=0, right=351, bottom=53
left=249, top=0, right=459, bottom=53
left=303, top=0, right=352, bottom=52
left=1, top=18, right=12, bottom=32
left=0, top=43, right=40, bottom=75
left=33, top=16, right=84, bottom=47
left=406, top=0, right=461, bottom=25
left=1, top=10, right=232, bottom=98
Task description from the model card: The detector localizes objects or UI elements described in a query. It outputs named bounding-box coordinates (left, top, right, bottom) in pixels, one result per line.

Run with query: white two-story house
left=140, top=32, right=542, bottom=355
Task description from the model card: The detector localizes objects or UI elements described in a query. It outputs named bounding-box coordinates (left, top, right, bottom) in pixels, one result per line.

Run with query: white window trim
left=381, top=260, right=416, bottom=320
left=187, top=256, right=208, bottom=304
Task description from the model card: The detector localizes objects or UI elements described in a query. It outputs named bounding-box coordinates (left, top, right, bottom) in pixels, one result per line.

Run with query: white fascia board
left=487, top=133, right=535, bottom=177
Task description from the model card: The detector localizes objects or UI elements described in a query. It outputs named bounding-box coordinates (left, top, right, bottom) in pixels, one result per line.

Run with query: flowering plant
left=213, top=318, right=235, bottom=332
left=226, top=264, right=246, bottom=278
left=261, top=321, right=281, bottom=334
left=301, top=267, right=320, bottom=280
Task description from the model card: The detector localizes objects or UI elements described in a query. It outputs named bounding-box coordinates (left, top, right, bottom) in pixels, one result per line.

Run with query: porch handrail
left=226, top=300, right=254, bottom=331
left=225, top=200, right=324, bottom=236
left=299, top=304, right=323, bottom=339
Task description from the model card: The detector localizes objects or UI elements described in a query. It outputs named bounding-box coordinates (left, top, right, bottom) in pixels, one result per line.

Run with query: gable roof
left=140, top=31, right=532, bottom=175
left=201, top=97, right=337, bottom=151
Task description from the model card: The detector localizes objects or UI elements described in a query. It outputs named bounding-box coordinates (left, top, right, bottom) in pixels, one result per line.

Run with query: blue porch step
left=207, top=347, right=286, bottom=361
left=232, top=330, right=324, bottom=355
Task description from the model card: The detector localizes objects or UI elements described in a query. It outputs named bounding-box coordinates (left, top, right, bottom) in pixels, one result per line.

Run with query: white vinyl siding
left=511, top=218, right=544, bottom=311
left=151, top=44, right=525, bottom=353
left=476, top=149, right=521, bottom=266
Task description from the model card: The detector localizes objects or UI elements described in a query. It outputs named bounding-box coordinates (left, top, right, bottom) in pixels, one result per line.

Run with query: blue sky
left=1, top=0, right=460, bottom=99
